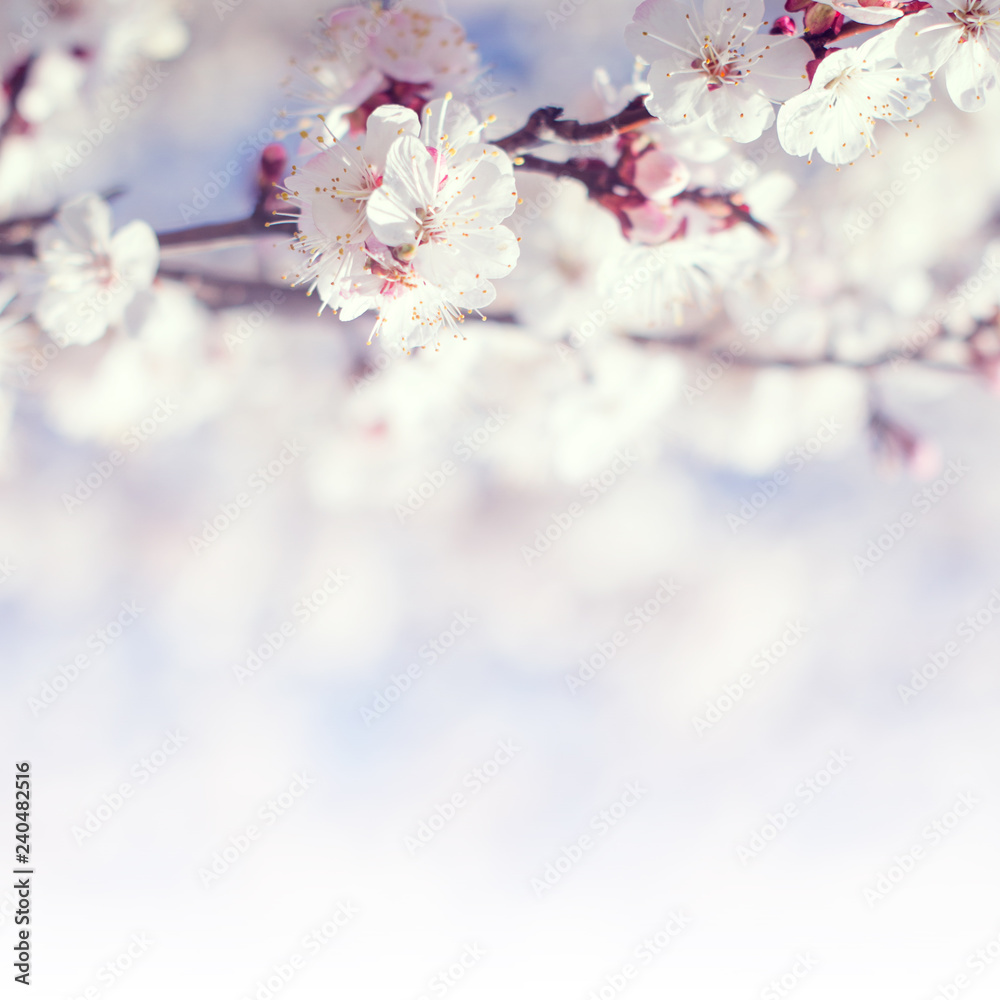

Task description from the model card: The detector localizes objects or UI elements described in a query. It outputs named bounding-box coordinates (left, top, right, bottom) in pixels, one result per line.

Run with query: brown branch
left=514, top=153, right=622, bottom=194
left=495, top=96, right=655, bottom=157
left=0, top=186, right=126, bottom=257
left=0, top=213, right=287, bottom=259
left=157, top=186, right=294, bottom=254
left=674, top=189, right=776, bottom=242
left=715, top=353, right=968, bottom=375
left=625, top=327, right=978, bottom=376
left=515, top=155, right=776, bottom=241
left=835, top=18, right=886, bottom=42
left=156, top=267, right=301, bottom=311
left=802, top=15, right=894, bottom=58
left=156, top=215, right=271, bottom=251
left=0, top=212, right=55, bottom=255
left=0, top=187, right=275, bottom=260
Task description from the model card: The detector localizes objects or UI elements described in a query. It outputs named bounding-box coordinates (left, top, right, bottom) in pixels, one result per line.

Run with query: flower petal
left=894, top=9, right=960, bottom=73
left=366, top=134, right=437, bottom=246
left=944, top=35, right=1000, bottom=111
left=362, top=105, right=420, bottom=170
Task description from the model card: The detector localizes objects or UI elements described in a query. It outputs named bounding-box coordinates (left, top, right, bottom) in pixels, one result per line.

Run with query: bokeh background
left=3, top=1, right=1000, bottom=998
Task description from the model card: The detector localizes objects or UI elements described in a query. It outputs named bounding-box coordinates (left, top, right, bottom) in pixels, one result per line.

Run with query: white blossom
left=283, top=105, right=421, bottom=310
left=625, top=0, right=812, bottom=142
left=0, top=279, right=22, bottom=447
left=828, top=1, right=905, bottom=24
left=297, top=0, right=480, bottom=132
left=776, top=29, right=932, bottom=164
left=14, top=50, right=86, bottom=125
left=597, top=234, right=726, bottom=329
left=99, top=0, right=190, bottom=70
left=286, top=97, right=519, bottom=348
left=895, top=0, right=1000, bottom=111
left=0, top=279, right=27, bottom=371
left=34, top=194, right=159, bottom=347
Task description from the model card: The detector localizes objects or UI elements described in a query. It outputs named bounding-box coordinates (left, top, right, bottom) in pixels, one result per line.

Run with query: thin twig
left=834, top=18, right=886, bottom=42
left=157, top=266, right=303, bottom=311
left=515, top=155, right=776, bottom=240
left=495, top=96, right=655, bottom=157
left=156, top=216, right=271, bottom=251
left=625, top=334, right=973, bottom=376
left=514, top=153, right=622, bottom=195
left=157, top=189, right=290, bottom=255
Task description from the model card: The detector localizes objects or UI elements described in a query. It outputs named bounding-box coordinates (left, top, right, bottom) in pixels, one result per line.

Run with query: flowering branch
left=4, top=0, right=996, bottom=396
left=516, top=154, right=776, bottom=241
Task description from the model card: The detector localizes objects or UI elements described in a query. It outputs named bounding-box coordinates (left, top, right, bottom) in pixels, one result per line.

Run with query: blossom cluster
left=280, top=0, right=789, bottom=348
left=295, top=0, right=481, bottom=133
left=626, top=0, right=1000, bottom=164
left=0, top=0, right=189, bottom=216
left=282, top=97, right=520, bottom=350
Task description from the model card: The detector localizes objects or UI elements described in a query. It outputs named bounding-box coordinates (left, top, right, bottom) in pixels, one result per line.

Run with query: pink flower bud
left=633, top=149, right=690, bottom=203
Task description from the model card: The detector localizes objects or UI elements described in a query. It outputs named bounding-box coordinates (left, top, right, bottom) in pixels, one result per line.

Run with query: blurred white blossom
left=296, top=0, right=480, bottom=133
left=35, top=193, right=159, bottom=346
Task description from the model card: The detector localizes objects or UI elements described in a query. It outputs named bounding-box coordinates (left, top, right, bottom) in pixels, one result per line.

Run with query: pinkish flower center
left=694, top=43, right=741, bottom=91
left=951, top=2, right=996, bottom=40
